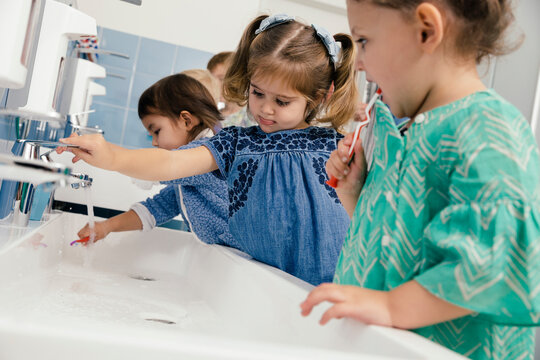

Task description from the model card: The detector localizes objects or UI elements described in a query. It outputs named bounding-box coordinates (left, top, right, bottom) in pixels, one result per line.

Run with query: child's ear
left=179, top=111, right=200, bottom=130
left=324, top=82, right=335, bottom=102
left=415, top=3, right=444, bottom=54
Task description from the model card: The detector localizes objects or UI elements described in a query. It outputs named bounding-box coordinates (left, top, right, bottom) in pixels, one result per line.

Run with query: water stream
left=83, top=186, right=96, bottom=268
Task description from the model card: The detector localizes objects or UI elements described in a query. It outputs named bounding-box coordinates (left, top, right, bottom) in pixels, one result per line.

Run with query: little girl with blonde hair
left=60, top=14, right=359, bottom=286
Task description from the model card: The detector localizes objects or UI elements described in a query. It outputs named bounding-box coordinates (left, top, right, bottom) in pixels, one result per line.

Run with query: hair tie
left=255, top=14, right=295, bottom=35
left=311, top=24, right=339, bottom=68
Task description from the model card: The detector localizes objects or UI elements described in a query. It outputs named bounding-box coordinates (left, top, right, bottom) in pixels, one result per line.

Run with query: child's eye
left=276, top=98, right=290, bottom=107
left=356, top=38, right=367, bottom=50
left=251, top=89, right=264, bottom=98
left=154, top=129, right=160, bottom=136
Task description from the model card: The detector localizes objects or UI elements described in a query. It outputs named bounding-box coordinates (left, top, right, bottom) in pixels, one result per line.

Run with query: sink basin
left=0, top=212, right=464, bottom=359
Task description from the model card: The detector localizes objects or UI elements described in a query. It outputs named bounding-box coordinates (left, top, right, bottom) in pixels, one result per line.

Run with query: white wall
left=491, top=0, right=540, bottom=122
left=76, top=0, right=348, bottom=54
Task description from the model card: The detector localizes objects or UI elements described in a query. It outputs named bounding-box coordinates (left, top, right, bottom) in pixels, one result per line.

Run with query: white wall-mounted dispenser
left=59, top=57, right=106, bottom=126
left=82, top=81, right=106, bottom=125
left=5, top=0, right=97, bottom=122
left=0, top=0, right=40, bottom=89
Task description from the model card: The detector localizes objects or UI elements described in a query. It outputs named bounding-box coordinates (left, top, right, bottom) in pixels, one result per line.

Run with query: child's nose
left=355, top=56, right=365, bottom=72
left=261, top=100, right=274, bottom=115
left=152, top=137, right=158, bottom=147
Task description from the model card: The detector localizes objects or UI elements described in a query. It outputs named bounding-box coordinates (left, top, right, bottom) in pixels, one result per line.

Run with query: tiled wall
left=89, top=27, right=214, bottom=149
left=0, top=27, right=214, bottom=149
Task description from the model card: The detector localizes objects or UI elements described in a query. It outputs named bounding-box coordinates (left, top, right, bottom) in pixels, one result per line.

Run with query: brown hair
left=351, top=0, right=519, bottom=63
left=223, top=15, right=358, bottom=131
left=207, top=51, right=234, bottom=72
left=181, top=69, right=222, bottom=105
left=138, top=73, right=222, bottom=142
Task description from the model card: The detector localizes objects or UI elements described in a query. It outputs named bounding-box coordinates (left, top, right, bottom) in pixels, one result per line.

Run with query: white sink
left=0, top=212, right=465, bottom=360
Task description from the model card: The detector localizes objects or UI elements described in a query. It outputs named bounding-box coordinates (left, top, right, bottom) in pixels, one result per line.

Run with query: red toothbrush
left=327, top=85, right=381, bottom=188
left=70, top=236, right=90, bottom=246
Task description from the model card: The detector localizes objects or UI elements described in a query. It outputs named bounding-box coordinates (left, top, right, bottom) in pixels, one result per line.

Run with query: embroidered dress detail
left=312, top=157, right=340, bottom=203
left=205, top=125, right=350, bottom=285
left=230, top=158, right=259, bottom=216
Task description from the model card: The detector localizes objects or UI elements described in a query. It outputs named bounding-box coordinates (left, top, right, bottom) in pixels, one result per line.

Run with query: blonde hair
left=223, top=15, right=358, bottom=131
left=181, top=69, right=222, bottom=105
left=207, top=51, right=234, bottom=72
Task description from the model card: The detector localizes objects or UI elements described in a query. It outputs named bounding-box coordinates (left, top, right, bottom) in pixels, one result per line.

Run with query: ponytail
left=317, top=33, right=358, bottom=131
left=223, top=15, right=268, bottom=105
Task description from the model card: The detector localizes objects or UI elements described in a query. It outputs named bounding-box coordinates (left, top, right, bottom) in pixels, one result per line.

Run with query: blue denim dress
left=205, top=126, right=350, bottom=285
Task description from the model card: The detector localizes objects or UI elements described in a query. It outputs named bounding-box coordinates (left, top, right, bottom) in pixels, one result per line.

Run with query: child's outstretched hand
left=57, top=133, right=117, bottom=170
left=77, top=220, right=111, bottom=243
left=300, top=283, right=392, bottom=327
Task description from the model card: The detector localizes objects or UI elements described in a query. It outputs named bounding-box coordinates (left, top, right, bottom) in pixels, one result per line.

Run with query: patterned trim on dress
left=229, top=158, right=260, bottom=217
left=236, top=126, right=341, bottom=154
left=312, top=157, right=341, bottom=203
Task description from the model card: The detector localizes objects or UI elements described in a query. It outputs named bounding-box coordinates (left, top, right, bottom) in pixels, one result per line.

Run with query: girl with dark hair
left=76, top=73, right=234, bottom=248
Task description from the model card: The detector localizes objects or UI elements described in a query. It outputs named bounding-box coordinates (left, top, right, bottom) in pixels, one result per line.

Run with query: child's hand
left=77, top=220, right=111, bottom=243
left=326, top=133, right=367, bottom=195
left=300, top=283, right=392, bottom=327
left=57, top=133, right=117, bottom=170
left=353, top=102, right=368, bottom=123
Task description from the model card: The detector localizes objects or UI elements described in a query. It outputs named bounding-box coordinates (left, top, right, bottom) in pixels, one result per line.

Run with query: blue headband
left=255, top=14, right=295, bottom=34
left=254, top=14, right=339, bottom=68
left=311, top=23, right=339, bottom=68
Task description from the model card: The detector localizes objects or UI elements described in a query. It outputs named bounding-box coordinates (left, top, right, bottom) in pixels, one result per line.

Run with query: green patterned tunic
left=334, top=90, right=540, bottom=359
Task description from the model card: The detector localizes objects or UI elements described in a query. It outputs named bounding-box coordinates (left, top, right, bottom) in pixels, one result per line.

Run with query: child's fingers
left=300, top=283, right=346, bottom=316
left=319, top=302, right=353, bottom=325
left=326, top=152, right=349, bottom=180
left=353, top=103, right=368, bottom=123
left=59, top=133, right=100, bottom=151
left=77, top=224, right=90, bottom=239
left=69, top=148, right=91, bottom=163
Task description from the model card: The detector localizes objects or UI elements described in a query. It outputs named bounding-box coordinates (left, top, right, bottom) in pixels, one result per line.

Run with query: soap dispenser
left=0, top=0, right=40, bottom=89
left=59, top=57, right=106, bottom=125
left=5, top=0, right=97, bottom=122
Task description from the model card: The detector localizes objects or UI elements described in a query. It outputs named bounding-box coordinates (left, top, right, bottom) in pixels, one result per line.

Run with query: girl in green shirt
left=301, top=1, right=540, bottom=359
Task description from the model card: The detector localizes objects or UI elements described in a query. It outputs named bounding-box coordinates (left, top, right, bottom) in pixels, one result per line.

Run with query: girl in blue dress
left=59, top=14, right=359, bottom=285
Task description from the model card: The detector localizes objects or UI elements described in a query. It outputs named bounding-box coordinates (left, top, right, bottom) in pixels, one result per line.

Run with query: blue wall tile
left=173, top=46, right=213, bottom=74
left=0, top=116, right=16, bottom=141
left=122, top=110, right=153, bottom=148
left=129, top=72, right=162, bottom=110
left=87, top=103, right=126, bottom=145
left=98, top=28, right=138, bottom=70
left=136, top=38, right=176, bottom=77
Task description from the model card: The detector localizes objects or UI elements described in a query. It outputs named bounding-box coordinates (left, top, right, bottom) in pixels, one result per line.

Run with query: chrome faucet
left=0, top=140, right=92, bottom=227
left=64, top=113, right=104, bottom=137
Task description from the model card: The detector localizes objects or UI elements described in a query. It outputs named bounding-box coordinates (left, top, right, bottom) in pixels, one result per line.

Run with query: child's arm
left=327, top=133, right=368, bottom=217
left=77, top=210, right=143, bottom=242
left=300, top=280, right=472, bottom=329
left=59, top=134, right=218, bottom=181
